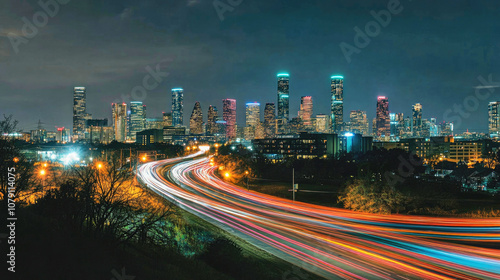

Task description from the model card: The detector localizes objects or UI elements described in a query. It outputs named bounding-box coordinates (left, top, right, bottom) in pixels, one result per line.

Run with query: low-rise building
left=136, top=129, right=164, bottom=145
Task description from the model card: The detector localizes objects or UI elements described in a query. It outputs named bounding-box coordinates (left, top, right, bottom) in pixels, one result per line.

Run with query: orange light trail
left=137, top=155, right=500, bottom=279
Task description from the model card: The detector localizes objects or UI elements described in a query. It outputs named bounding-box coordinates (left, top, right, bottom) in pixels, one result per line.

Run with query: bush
left=338, top=180, right=408, bottom=214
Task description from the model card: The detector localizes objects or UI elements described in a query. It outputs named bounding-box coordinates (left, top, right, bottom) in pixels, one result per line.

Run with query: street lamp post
left=39, top=169, right=47, bottom=188
left=245, top=171, right=249, bottom=191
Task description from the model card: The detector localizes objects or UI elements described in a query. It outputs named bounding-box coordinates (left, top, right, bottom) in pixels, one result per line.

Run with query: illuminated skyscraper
left=130, top=101, right=146, bottom=140
left=412, top=103, right=423, bottom=137
left=245, top=102, right=260, bottom=140
left=421, top=119, right=431, bottom=137
left=315, top=114, right=331, bottom=133
left=429, top=118, right=439, bottom=137
left=440, top=121, right=454, bottom=136
left=489, top=102, right=500, bottom=136
left=162, top=112, right=172, bottom=127
left=376, top=96, right=390, bottom=138
left=189, top=101, right=203, bottom=135
left=331, top=76, right=344, bottom=133
left=223, top=99, right=237, bottom=140
left=277, top=73, right=290, bottom=134
left=245, top=102, right=260, bottom=127
left=255, top=122, right=265, bottom=139
left=350, top=110, right=368, bottom=135
left=206, top=105, right=218, bottom=135
left=171, top=88, right=184, bottom=127
left=72, top=87, right=87, bottom=140
left=264, top=103, right=276, bottom=138
left=392, top=113, right=404, bottom=138
left=299, top=96, right=313, bottom=129
left=112, top=103, right=127, bottom=142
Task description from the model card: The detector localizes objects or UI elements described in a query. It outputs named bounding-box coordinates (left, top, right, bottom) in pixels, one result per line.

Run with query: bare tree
left=0, top=115, right=39, bottom=203
left=41, top=154, right=180, bottom=247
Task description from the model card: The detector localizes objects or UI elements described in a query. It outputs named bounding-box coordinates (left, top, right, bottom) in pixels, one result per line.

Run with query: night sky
left=1, top=0, right=499, bottom=133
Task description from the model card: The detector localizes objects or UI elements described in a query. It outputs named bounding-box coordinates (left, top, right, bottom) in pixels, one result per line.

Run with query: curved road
left=137, top=153, right=500, bottom=279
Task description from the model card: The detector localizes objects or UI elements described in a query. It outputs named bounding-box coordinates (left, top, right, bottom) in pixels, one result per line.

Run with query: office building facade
left=350, top=110, right=368, bottom=136
left=376, top=96, right=390, bottom=138
left=331, top=76, right=344, bottom=133
left=130, top=101, right=146, bottom=140
left=277, top=73, right=290, bottom=134
left=189, top=101, right=203, bottom=135
left=112, top=103, right=127, bottom=142
left=172, top=88, right=184, bottom=127
left=72, top=87, right=87, bottom=141
left=223, top=99, right=237, bottom=140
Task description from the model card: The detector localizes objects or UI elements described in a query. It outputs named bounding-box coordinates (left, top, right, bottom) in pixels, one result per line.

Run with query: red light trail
left=137, top=154, right=500, bottom=279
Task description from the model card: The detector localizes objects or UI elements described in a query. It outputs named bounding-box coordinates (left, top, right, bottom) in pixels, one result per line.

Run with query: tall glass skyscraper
left=298, top=96, right=313, bottom=129
left=223, top=99, right=237, bottom=140
left=376, top=96, right=390, bottom=138
left=130, top=101, right=146, bottom=140
left=429, top=118, right=439, bottom=137
left=264, top=103, right=276, bottom=138
left=245, top=102, right=260, bottom=140
left=245, top=102, right=260, bottom=127
left=390, top=113, right=397, bottom=137
left=171, top=88, right=184, bottom=127
left=72, top=87, right=87, bottom=140
left=206, top=105, right=218, bottom=135
left=350, top=110, right=368, bottom=135
left=412, top=103, right=423, bottom=137
left=315, top=114, right=331, bottom=133
left=112, top=103, right=127, bottom=142
left=331, top=76, right=344, bottom=133
left=489, top=101, right=500, bottom=136
left=277, top=73, right=289, bottom=134
left=189, top=101, right=203, bottom=135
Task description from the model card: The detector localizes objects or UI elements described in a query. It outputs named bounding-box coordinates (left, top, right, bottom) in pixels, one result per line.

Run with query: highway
left=137, top=153, right=500, bottom=279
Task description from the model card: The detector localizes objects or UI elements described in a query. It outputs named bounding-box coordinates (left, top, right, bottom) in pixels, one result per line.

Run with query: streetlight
left=214, top=143, right=219, bottom=156
left=13, top=157, right=19, bottom=163
left=225, top=172, right=230, bottom=178
left=39, top=169, right=47, bottom=187
left=97, top=163, right=103, bottom=169
left=245, top=171, right=249, bottom=190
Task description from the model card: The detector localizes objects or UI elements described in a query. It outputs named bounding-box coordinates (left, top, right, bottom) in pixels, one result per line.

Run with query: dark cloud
left=0, top=0, right=499, bottom=133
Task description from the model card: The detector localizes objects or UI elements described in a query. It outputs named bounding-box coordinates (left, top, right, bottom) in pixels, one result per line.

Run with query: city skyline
left=27, top=73, right=500, bottom=139
left=2, top=0, right=499, bottom=133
